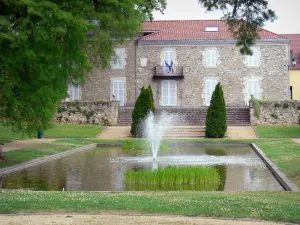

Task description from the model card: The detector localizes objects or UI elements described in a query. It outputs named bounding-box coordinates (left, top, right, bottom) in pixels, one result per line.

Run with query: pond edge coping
left=0, top=143, right=97, bottom=177
left=251, top=143, right=300, bottom=192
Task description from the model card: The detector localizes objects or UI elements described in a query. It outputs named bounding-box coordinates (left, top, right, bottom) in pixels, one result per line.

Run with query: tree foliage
left=0, top=0, right=166, bottom=133
left=131, top=86, right=155, bottom=137
left=198, top=0, right=277, bottom=55
left=205, top=82, right=227, bottom=138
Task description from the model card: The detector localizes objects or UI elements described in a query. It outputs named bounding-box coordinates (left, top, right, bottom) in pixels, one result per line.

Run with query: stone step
left=117, top=107, right=250, bottom=126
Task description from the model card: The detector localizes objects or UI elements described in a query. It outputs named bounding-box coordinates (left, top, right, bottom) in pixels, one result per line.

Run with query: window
left=290, top=86, right=293, bottom=100
left=162, top=80, right=177, bottom=106
left=205, top=49, right=217, bottom=67
left=164, top=49, right=175, bottom=74
left=205, top=79, right=218, bottom=106
left=112, top=80, right=125, bottom=106
left=67, top=85, right=81, bottom=101
left=246, top=78, right=259, bottom=104
left=111, top=48, right=125, bottom=69
left=247, top=48, right=260, bottom=67
left=205, top=26, right=219, bottom=32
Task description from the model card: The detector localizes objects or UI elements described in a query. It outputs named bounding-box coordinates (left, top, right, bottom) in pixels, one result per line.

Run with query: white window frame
left=112, top=79, right=125, bottom=106
left=111, top=48, right=125, bottom=69
left=161, top=80, right=177, bottom=106
left=164, top=48, right=175, bottom=74
left=205, top=79, right=218, bottom=106
left=205, top=49, right=217, bottom=67
left=246, top=48, right=260, bottom=67
left=66, top=84, right=81, bottom=101
left=205, top=26, right=219, bottom=32
left=246, top=78, right=260, bottom=105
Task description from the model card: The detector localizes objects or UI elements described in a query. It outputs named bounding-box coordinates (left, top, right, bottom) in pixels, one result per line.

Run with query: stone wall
left=250, top=101, right=300, bottom=125
left=136, top=43, right=289, bottom=107
left=55, top=101, right=119, bottom=126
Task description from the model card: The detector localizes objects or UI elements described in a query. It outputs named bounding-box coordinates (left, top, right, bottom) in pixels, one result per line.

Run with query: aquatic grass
left=122, top=139, right=169, bottom=156
left=124, top=166, right=220, bottom=191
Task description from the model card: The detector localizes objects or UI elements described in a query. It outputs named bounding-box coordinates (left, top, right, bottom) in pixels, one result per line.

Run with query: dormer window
left=205, top=26, right=219, bottom=32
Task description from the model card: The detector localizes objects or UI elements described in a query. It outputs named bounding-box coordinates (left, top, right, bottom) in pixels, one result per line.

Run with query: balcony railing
left=153, top=66, right=184, bottom=79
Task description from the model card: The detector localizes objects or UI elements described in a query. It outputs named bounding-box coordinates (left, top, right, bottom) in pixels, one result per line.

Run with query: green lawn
left=256, top=125, right=300, bottom=138
left=44, top=124, right=104, bottom=138
left=0, top=123, right=104, bottom=140
left=0, top=124, right=33, bottom=140
left=0, top=142, right=84, bottom=169
left=255, top=138, right=300, bottom=187
left=0, top=191, right=300, bottom=223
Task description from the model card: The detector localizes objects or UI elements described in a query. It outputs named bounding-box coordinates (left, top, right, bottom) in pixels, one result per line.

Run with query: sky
left=153, top=0, right=300, bottom=34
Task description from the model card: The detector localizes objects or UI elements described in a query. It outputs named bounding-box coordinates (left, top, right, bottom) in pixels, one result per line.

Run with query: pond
left=0, top=145, right=284, bottom=191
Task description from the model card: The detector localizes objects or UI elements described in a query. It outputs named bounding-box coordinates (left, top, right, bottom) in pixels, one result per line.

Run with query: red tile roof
left=281, top=34, right=300, bottom=70
left=142, top=20, right=286, bottom=41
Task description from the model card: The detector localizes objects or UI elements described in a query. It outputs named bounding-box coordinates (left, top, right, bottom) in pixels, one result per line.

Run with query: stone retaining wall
left=250, top=101, right=300, bottom=125
left=55, top=101, right=119, bottom=126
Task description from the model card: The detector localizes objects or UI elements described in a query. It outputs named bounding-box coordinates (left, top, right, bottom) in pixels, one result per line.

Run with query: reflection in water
left=0, top=146, right=284, bottom=191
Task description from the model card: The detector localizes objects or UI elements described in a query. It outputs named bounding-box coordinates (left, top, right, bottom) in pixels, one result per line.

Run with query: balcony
left=153, top=66, right=184, bottom=80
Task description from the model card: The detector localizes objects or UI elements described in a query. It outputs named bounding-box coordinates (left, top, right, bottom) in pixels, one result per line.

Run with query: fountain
left=143, top=111, right=174, bottom=160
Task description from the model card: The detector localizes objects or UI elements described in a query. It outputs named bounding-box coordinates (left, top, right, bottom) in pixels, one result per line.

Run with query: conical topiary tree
left=205, top=82, right=227, bottom=138
left=131, top=86, right=155, bottom=137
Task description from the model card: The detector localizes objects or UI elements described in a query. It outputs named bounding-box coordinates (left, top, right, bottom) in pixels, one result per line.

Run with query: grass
left=44, top=124, right=104, bottom=138
left=0, top=142, right=85, bottom=169
left=0, top=123, right=104, bottom=141
left=0, top=191, right=300, bottom=223
left=0, top=124, right=33, bottom=140
left=122, top=139, right=169, bottom=155
left=255, top=138, right=300, bottom=187
left=124, top=166, right=220, bottom=191
left=255, top=125, right=300, bottom=138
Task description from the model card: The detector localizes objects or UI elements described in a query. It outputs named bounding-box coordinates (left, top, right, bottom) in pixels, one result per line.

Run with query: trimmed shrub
left=205, top=82, right=227, bottom=138
left=130, top=86, right=155, bottom=137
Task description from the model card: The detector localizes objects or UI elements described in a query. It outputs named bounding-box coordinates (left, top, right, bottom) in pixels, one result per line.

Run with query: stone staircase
left=117, top=107, right=250, bottom=126
left=162, top=126, right=204, bottom=138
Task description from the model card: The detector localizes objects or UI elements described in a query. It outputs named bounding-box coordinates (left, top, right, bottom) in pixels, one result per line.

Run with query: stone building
left=70, top=20, right=290, bottom=108
left=282, top=34, right=300, bottom=100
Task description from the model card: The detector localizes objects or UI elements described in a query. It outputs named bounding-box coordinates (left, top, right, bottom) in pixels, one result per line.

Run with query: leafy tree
left=199, top=0, right=277, bottom=55
left=0, top=0, right=166, bottom=133
left=205, top=82, right=227, bottom=138
left=131, top=86, right=155, bottom=137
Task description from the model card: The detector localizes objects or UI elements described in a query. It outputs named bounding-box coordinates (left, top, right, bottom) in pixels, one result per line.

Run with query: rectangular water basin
left=0, top=144, right=284, bottom=191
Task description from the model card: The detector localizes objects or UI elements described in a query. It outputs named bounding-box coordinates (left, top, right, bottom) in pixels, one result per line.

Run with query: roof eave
left=138, top=38, right=290, bottom=45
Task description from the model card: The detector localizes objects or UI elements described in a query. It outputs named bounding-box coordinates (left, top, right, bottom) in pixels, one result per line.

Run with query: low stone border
left=169, top=142, right=250, bottom=147
left=0, top=144, right=96, bottom=177
left=96, top=143, right=122, bottom=147
left=251, top=143, right=300, bottom=192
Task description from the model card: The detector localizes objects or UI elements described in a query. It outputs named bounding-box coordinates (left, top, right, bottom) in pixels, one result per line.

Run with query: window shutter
left=253, top=80, right=259, bottom=98
left=206, top=50, right=217, bottom=66
left=164, top=50, right=170, bottom=64
left=205, top=80, right=210, bottom=106
left=247, top=79, right=259, bottom=103
left=247, top=80, right=253, bottom=101
left=162, top=80, right=177, bottom=106
left=206, top=50, right=210, bottom=66
left=212, top=50, right=217, bottom=66
left=205, top=80, right=218, bottom=106
left=113, top=80, right=125, bottom=106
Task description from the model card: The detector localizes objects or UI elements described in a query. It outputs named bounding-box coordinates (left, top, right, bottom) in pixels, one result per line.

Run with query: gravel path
left=0, top=214, right=289, bottom=225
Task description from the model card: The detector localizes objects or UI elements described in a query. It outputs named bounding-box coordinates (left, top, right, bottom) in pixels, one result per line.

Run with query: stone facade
left=82, top=42, right=137, bottom=106
left=136, top=43, right=290, bottom=107
left=55, top=101, right=119, bottom=126
left=250, top=101, right=300, bottom=125
left=81, top=40, right=289, bottom=107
